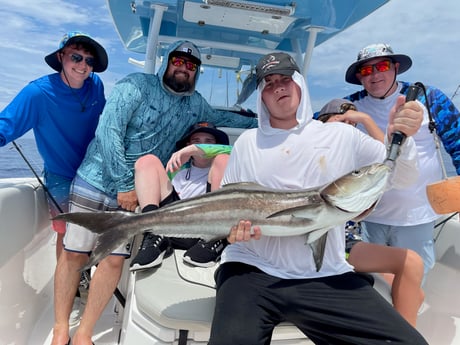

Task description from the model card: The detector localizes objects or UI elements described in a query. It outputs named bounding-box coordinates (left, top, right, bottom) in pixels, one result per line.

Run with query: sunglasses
left=171, top=56, right=198, bottom=72
left=358, top=60, right=391, bottom=77
left=70, top=53, right=95, bottom=67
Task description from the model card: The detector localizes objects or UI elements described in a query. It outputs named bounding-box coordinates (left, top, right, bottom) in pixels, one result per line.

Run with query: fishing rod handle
left=387, top=84, right=421, bottom=162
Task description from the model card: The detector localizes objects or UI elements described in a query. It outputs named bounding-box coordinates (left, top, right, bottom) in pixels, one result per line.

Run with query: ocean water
left=0, top=136, right=456, bottom=179
left=0, top=137, right=43, bottom=179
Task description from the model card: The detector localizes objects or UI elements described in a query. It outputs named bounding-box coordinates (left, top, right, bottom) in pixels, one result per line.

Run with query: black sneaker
left=130, top=233, right=172, bottom=271
left=182, top=239, right=228, bottom=268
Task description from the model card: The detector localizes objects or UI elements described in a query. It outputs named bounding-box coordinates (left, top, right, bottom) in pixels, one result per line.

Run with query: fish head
left=320, top=163, right=390, bottom=213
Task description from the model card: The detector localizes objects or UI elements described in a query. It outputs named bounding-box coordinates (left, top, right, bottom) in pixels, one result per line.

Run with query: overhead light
left=203, top=54, right=241, bottom=69
left=204, top=0, right=295, bottom=16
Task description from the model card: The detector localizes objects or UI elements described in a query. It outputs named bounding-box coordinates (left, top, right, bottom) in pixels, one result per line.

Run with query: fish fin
left=53, top=211, right=134, bottom=234
left=53, top=211, right=135, bottom=271
left=305, top=228, right=330, bottom=243
left=221, top=181, right=271, bottom=191
left=266, top=204, right=322, bottom=219
left=80, top=225, right=133, bottom=271
left=309, top=233, right=328, bottom=272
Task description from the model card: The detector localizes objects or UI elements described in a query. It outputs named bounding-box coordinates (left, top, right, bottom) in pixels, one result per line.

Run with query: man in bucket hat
left=0, top=30, right=107, bottom=336
left=45, top=31, right=108, bottom=73
left=0, top=30, right=107, bottom=259
left=52, top=40, right=256, bottom=345
left=343, top=43, right=460, bottom=284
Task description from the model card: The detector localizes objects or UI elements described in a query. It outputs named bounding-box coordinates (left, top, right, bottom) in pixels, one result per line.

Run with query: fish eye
left=351, top=169, right=364, bottom=177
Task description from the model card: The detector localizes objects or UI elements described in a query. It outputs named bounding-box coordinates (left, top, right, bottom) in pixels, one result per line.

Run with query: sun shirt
left=345, top=81, right=460, bottom=224
left=221, top=72, right=419, bottom=279
left=0, top=73, right=105, bottom=179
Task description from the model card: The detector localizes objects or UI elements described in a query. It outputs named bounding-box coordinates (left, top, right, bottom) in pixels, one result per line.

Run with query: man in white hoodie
left=208, top=52, right=428, bottom=344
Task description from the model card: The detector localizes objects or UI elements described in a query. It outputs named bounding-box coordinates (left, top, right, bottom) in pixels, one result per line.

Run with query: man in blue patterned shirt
left=343, top=43, right=460, bottom=286
left=51, top=40, right=257, bottom=345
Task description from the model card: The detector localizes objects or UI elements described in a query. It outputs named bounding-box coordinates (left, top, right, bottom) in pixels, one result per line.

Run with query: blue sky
left=1, top=0, right=459, bottom=115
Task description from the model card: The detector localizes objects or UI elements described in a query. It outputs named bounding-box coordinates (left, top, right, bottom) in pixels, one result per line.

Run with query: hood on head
left=256, top=71, right=313, bottom=135
left=158, top=40, right=201, bottom=96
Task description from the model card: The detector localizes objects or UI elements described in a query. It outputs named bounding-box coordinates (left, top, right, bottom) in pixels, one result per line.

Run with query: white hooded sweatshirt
left=220, top=71, right=419, bottom=279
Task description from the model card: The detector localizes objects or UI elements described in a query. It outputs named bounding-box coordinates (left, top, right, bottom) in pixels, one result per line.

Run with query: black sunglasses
left=69, top=53, right=95, bottom=67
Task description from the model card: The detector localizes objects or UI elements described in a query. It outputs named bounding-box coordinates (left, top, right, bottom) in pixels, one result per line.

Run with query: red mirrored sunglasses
left=358, top=60, right=391, bottom=77
left=171, top=56, right=198, bottom=72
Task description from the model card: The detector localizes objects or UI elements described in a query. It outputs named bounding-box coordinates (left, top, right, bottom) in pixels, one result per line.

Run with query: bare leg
left=386, top=250, right=425, bottom=326
left=51, top=251, right=88, bottom=345
left=135, top=154, right=173, bottom=209
left=348, top=242, right=424, bottom=326
left=56, top=232, right=65, bottom=260
left=72, top=255, right=125, bottom=345
left=208, top=154, right=229, bottom=191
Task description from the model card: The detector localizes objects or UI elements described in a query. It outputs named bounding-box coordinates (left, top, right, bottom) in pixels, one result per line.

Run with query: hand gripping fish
left=54, top=163, right=390, bottom=271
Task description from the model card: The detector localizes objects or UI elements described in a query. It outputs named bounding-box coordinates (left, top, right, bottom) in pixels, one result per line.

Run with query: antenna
left=451, top=85, right=460, bottom=100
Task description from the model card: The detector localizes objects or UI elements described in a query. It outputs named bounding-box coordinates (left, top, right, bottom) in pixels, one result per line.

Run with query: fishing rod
left=451, top=84, right=460, bottom=100
left=11, top=140, right=127, bottom=307
left=12, top=140, right=63, bottom=213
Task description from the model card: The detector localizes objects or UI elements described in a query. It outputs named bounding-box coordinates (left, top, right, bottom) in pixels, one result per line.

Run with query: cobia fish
left=54, top=163, right=390, bottom=271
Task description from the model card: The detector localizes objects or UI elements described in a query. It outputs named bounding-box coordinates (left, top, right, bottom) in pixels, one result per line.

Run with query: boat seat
left=0, top=179, right=50, bottom=266
left=134, top=251, right=217, bottom=332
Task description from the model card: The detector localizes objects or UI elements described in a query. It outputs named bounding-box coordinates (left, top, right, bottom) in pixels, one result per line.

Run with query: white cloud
left=0, top=0, right=459, bottom=113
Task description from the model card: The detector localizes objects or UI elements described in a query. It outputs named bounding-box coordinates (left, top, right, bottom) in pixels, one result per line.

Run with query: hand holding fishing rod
left=386, top=84, right=421, bottom=163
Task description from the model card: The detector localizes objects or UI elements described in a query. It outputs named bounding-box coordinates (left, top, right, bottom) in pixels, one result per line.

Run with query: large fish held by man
left=54, top=163, right=390, bottom=271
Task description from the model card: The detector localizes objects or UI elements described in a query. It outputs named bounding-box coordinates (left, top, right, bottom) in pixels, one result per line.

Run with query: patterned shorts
left=63, top=175, right=132, bottom=256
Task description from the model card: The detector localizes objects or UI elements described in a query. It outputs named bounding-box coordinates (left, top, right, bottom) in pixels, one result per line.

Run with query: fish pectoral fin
left=309, top=233, right=329, bottom=272
left=304, top=228, right=329, bottom=243
left=266, top=205, right=319, bottom=219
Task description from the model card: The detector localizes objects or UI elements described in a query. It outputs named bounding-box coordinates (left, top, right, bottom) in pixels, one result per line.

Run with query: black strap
left=178, top=329, right=189, bottom=345
left=414, top=81, right=437, bottom=134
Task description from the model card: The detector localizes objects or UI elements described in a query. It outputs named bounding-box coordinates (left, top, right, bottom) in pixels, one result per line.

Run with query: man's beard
left=164, top=74, right=193, bottom=93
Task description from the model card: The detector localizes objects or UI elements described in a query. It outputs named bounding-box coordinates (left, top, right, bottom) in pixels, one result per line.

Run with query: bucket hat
left=345, top=43, right=412, bottom=85
left=45, top=31, right=108, bottom=73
